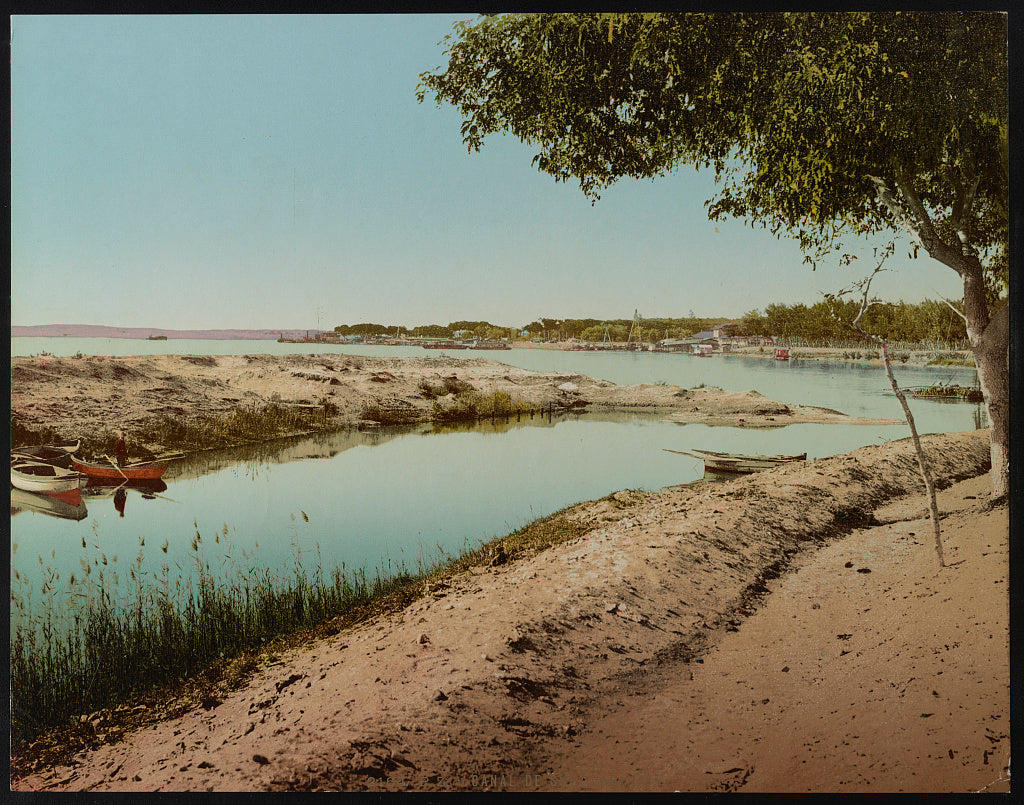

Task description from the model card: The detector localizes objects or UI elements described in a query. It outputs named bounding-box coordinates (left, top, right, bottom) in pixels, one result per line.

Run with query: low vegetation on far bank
left=11, top=402, right=333, bottom=460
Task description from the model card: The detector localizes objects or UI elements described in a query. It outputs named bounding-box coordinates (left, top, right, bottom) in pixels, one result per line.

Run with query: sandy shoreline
left=10, top=353, right=897, bottom=455
left=10, top=430, right=1007, bottom=793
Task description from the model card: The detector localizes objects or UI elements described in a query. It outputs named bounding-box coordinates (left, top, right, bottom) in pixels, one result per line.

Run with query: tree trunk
left=873, top=175, right=1008, bottom=501
left=962, top=264, right=1010, bottom=500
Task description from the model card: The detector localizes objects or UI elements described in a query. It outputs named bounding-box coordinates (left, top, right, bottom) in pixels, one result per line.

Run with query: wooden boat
left=10, top=487, right=88, bottom=521
left=72, top=457, right=169, bottom=481
left=664, top=447, right=806, bottom=474
left=11, top=459, right=88, bottom=493
left=11, top=439, right=81, bottom=469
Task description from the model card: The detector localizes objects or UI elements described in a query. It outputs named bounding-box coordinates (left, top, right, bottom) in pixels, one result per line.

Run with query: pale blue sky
left=11, top=14, right=966, bottom=331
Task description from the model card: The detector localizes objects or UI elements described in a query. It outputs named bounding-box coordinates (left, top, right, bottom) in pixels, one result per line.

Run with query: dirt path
left=11, top=430, right=1006, bottom=794
left=540, top=471, right=1009, bottom=793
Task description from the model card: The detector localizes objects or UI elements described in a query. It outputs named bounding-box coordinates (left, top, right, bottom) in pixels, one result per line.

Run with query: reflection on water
left=79, top=479, right=170, bottom=519
left=10, top=487, right=88, bottom=521
left=11, top=344, right=987, bottom=646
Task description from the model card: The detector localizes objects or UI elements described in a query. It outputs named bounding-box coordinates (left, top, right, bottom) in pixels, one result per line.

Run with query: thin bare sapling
left=827, top=243, right=948, bottom=568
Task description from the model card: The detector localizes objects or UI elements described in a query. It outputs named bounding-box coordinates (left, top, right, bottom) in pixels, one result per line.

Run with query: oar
left=103, top=457, right=180, bottom=503
left=127, top=486, right=181, bottom=504
left=663, top=449, right=705, bottom=460
left=105, top=455, right=130, bottom=482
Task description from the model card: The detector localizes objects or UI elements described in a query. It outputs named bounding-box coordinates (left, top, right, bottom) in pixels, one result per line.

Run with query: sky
left=11, top=14, right=968, bottom=332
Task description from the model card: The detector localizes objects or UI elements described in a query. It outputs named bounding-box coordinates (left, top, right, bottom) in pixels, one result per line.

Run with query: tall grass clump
left=432, top=390, right=523, bottom=423
left=910, top=383, right=984, bottom=402
left=9, top=533, right=442, bottom=747
left=9, top=418, right=66, bottom=448
left=417, top=376, right=475, bottom=399
left=926, top=351, right=976, bottom=367
left=133, top=403, right=324, bottom=451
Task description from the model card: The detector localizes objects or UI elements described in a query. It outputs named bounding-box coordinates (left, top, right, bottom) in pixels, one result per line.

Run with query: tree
left=419, top=11, right=1009, bottom=498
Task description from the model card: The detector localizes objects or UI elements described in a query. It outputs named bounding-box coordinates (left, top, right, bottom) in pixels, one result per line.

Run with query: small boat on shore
left=11, top=459, right=88, bottom=494
left=71, top=457, right=169, bottom=481
left=664, top=447, right=806, bottom=474
left=11, top=440, right=81, bottom=469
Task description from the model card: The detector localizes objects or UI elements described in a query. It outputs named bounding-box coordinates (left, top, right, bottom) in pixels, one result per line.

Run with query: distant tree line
left=741, top=299, right=968, bottom=346
left=334, top=299, right=966, bottom=346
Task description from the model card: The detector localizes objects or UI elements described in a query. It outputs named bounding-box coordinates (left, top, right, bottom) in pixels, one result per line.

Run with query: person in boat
left=113, top=431, right=128, bottom=466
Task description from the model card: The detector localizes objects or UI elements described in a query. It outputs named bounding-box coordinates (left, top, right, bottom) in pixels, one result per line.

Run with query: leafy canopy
left=418, top=12, right=1007, bottom=270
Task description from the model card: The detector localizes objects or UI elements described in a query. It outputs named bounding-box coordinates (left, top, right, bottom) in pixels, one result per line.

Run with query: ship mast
left=626, top=309, right=643, bottom=348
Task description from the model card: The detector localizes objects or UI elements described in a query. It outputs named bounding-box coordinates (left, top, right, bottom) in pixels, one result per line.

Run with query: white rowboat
left=664, top=448, right=806, bottom=474
left=11, top=459, right=88, bottom=494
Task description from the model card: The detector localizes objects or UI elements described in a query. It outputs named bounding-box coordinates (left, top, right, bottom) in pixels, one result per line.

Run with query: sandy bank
left=9, top=353, right=895, bottom=455
left=11, top=430, right=1006, bottom=793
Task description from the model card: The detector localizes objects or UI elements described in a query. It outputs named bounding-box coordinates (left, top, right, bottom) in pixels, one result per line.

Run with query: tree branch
left=892, top=168, right=942, bottom=252
left=948, top=162, right=981, bottom=258
left=866, top=170, right=966, bottom=275
left=940, top=296, right=968, bottom=325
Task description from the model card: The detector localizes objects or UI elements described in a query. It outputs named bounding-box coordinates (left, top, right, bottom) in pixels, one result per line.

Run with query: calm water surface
left=10, top=338, right=983, bottom=632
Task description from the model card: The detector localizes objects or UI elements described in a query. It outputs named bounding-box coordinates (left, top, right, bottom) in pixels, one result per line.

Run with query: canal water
left=11, top=338, right=983, bottom=638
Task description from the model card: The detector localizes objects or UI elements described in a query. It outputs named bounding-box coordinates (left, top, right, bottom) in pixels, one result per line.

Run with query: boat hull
left=701, top=457, right=796, bottom=473
left=72, top=458, right=169, bottom=481
left=10, top=440, right=81, bottom=469
left=665, top=448, right=806, bottom=475
left=11, top=461, right=88, bottom=493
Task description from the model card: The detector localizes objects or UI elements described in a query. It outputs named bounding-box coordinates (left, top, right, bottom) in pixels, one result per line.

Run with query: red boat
left=72, top=457, right=169, bottom=481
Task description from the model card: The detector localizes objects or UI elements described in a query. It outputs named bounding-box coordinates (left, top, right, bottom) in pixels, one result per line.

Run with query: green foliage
left=419, top=11, right=1008, bottom=283
left=926, top=352, right=976, bottom=367
left=333, top=323, right=395, bottom=336
left=410, top=324, right=452, bottom=338
left=910, top=383, right=983, bottom=400
left=742, top=297, right=968, bottom=345
left=432, top=390, right=522, bottom=423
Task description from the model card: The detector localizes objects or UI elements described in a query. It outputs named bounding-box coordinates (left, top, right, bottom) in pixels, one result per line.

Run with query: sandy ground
left=10, top=430, right=1008, bottom=794
left=9, top=353, right=894, bottom=455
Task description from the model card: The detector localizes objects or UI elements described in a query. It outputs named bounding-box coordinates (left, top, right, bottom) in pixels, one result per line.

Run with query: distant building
left=654, top=338, right=693, bottom=352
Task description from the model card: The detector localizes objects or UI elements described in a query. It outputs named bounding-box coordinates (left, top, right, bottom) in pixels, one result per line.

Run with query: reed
left=9, top=535, right=443, bottom=746
left=432, top=390, right=525, bottom=423
left=133, top=403, right=325, bottom=450
left=909, top=383, right=984, bottom=402
left=926, top=352, right=977, bottom=367
left=10, top=503, right=596, bottom=748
